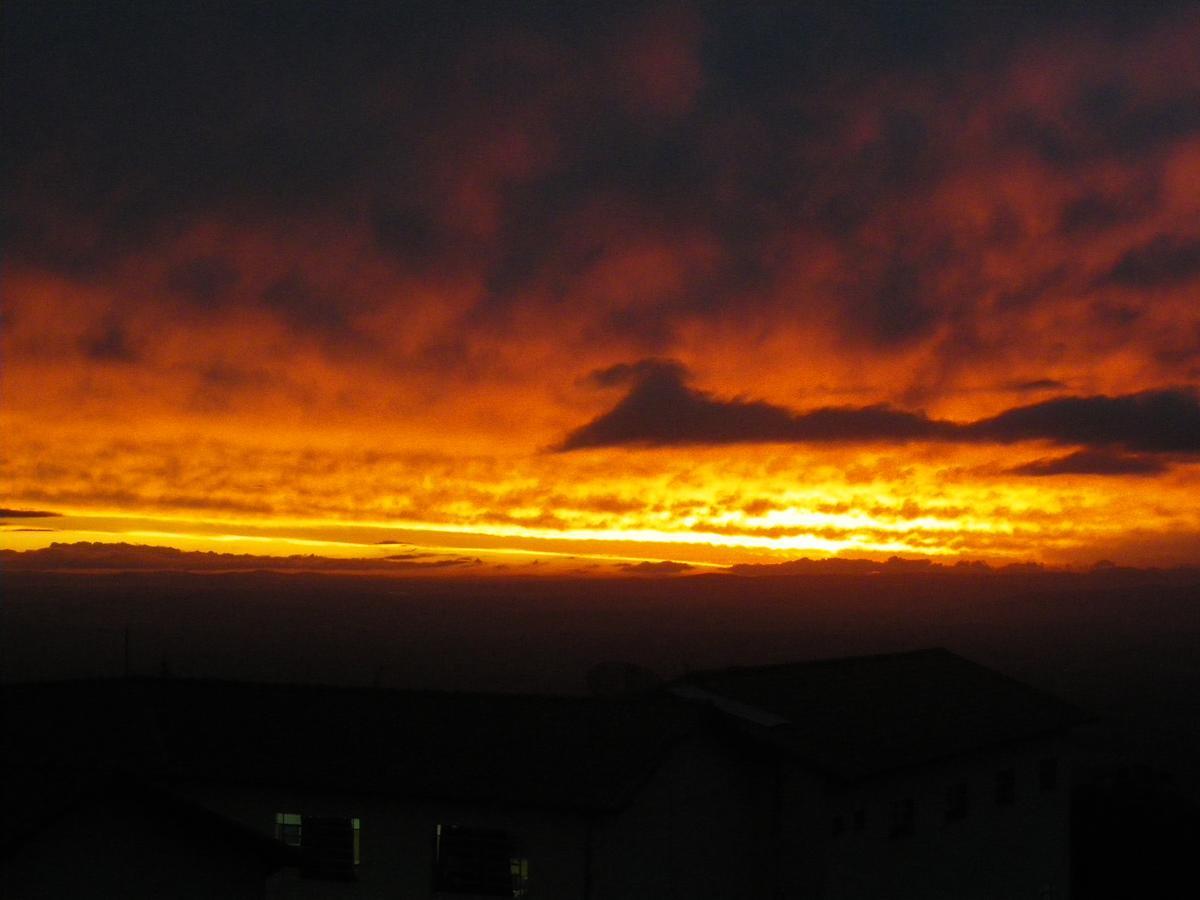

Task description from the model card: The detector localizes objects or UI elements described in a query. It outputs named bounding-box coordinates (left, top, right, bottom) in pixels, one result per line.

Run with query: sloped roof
left=2, top=650, right=1088, bottom=804
left=678, top=648, right=1090, bottom=780
left=1, top=679, right=699, bottom=813
left=1, top=768, right=298, bottom=867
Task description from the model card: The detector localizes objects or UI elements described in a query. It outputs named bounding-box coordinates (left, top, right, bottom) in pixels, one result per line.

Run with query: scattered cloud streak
left=618, top=560, right=694, bottom=576
left=1008, top=450, right=1170, bottom=477
left=0, top=542, right=481, bottom=573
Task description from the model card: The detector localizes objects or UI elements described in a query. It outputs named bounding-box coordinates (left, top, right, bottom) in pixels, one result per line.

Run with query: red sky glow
left=4, top=2, right=1200, bottom=572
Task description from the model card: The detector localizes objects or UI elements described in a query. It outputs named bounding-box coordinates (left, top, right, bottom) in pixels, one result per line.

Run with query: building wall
left=169, top=735, right=1074, bottom=900
left=176, top=784, right=591, bottom=900
left=815, top=738, right=1072, bottom=900
left=179, top=733, right=775, bottom=900
left=590, top=733, right=773, bottom=900
left=1, top=802, right=272, bottom=900
left=776, top=758, right=833, bottom=900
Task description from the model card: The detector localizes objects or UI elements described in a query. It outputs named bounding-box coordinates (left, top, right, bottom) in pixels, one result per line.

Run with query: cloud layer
left=3, top=1, right=1199, bottom=565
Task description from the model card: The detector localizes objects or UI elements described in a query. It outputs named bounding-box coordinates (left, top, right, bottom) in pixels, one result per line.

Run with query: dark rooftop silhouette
left=3, top=649, right=1090, bottom=803
left=2, top=679, right=700, bottom=813
left=677, top=648, right=1091, bottom=779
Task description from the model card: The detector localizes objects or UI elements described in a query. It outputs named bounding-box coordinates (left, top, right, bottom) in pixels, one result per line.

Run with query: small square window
left=996, top=768, right=1017, bottom=806
left=274, top=812, right=302, bottom=846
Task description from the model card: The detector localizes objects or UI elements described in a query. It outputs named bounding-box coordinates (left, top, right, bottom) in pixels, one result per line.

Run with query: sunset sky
left=4, top=1, right=1200, bottom=572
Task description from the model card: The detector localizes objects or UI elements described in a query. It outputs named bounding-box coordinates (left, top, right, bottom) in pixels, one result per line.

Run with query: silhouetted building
left=1, top=773, right=296, bottom=898
left=2, top=649, right=1086, bottom=898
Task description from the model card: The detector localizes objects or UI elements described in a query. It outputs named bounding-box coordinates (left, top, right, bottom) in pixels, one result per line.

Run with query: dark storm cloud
left=860, top=258, right=941, bottom=346
left=618, top=560, right=694, bottom=575
left=260, top=273, right=353, bottom=335
left=372, top=204, right=456, bottom=273
left=80, top=321, right=139, bottom=363
left=560, top=362, right=1200, bottom=462
left=0, top=1, right=1133, bottom=255
left=970, top=389, right=1200, bottom=453
left=3, top=1, right=453, bottom=275
left=1097, top=235, right=1200, bottom=289
left=586, top=359, right=689, bottom=389
left=1008, top=450, right=1170, bottom=477
left=1009, top=379, right=1068, bottom=393
left=1071, top=80, right=1200, bottom=157
left=1002, top=79, right=1200, bottom=169
left=165, top=257, right=241, bottom=307
left=1058, top=191, right=1152, bottom=236
left=4, top=0, right=1198, bottom=361
left=558, top=360, right=954, bottom=450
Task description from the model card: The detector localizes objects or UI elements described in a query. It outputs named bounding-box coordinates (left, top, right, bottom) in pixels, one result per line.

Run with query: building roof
left=1, top=679, right=699, bottom=813
left=1, top=768, right=298, bottom=867
left=1, top=650, right=1089, bottom=806
left=677, top=648, right=1090, bottom=780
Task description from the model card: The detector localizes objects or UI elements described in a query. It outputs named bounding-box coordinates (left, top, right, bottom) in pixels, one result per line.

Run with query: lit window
left=944, top=782, right=969, bottom=822
left=274, top=812, right=302, bottom=846
left=435, top=824, right=524, bottom=897
left=511, top=857, right=530, bottom=898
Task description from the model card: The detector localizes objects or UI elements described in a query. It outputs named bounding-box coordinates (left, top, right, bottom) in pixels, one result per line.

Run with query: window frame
left=275, top=811, right=361, bottom=879
left=434, top=823, right=524, bottom=897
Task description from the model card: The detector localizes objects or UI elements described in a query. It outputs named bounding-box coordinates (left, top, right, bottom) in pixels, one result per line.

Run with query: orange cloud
left=3, top=2, right=1199, bottom=568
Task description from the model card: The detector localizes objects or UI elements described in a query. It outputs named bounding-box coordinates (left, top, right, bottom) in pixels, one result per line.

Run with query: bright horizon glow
left=4, top=4, right=1200, bottom=573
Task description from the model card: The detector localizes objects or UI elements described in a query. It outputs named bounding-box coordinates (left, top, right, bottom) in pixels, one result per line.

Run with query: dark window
left=832, top=814, right=845, bottom=837
left=853, top=808, right=866, bottom=832
left=945, top=782, right=969, bottom=822
left=299, top=815, right=360, bottom=880
left=1039, top=757, right=1059, bottom=791
left=274, top=812, right=302, bottom=846
left=996, top=768, right=1017, bottom=806
left=434, top=824, right=518, bottom=896
left=511, top=857, right=529, bottom=898
left=889, top=797, right=915, bottom=838
left=275, top=812, right=361, bottom=870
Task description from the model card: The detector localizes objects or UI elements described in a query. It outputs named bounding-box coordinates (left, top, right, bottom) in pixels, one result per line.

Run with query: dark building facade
left=2, top=649, right=1085, bottom=898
